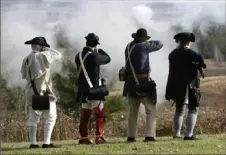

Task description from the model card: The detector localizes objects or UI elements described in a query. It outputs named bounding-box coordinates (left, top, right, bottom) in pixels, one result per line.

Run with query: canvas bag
left=118, top=43, right=137, bottom=81
left=26, top=59, right=50, bottom=110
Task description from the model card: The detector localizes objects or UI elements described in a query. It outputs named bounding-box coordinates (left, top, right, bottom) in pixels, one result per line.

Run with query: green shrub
left=104, top=95, right=128, bottom=122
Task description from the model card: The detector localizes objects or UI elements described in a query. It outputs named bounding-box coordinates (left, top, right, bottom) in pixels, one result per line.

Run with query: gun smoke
left=1, top=0, right=225, bottom=114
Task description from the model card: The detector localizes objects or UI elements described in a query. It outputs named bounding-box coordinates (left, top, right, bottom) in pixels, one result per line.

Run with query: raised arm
left=41, top=47, right=62, bottom=63
left=20, top=56, right=29, bottom=79
left=143, top=40, right=163, bottom=53
left=93, top=49, right=111, bottom=65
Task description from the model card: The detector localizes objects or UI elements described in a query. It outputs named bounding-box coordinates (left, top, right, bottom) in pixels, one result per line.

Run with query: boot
left=29, top=144, right=39, bottom=149
left=184, top=135, right=199, bottom=140
left=95, top=117, right=106, bottom=144
left=127, top=137, right=136, bottom=142
left=42, top=143, right=56, bottom=148
left=95, top=104, right=107, bottom=144
left=144, top=137, right=156, bottom=142
left=78, top=138, right=93, bottom=144
left=78, top=108, right=93, bottom=144
left=95, top=136, right=107, bottom=144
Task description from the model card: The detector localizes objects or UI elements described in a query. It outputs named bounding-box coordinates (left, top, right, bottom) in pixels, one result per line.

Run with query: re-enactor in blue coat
left=123, top=28, right=163, bottom=142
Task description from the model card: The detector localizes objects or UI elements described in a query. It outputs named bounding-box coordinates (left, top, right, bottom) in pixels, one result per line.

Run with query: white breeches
left=26, top=96, right=57, bottom=145
left=127, top=97, right=156, bottom=138
left=82, top=100, right=104, bottom=110
left=26, top=97, right=57, bottom=127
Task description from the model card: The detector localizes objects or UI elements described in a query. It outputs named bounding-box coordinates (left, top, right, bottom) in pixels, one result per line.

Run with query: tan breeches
left=127, top=97, right=156, bottom=138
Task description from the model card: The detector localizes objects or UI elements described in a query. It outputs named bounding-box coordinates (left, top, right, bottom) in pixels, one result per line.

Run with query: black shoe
left=101, top=137, right=107, bottom=143
left=29, top=144, right=39, bottom=148
left=96, top=137, right=107, bottom=144
left=184, top=136, right=199, bottom=140
left=127, top=137, right=136, bottom=142
left=144, top=137, right=156, bottom=142
left=173, top=136, right=183, bottom=139
left=42, top=143, right=55, bottom=148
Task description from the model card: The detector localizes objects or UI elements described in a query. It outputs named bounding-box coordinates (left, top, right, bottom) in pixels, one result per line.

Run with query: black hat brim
left=174, top=32, right=195, bottom=42
left=24, top=40, right=33, bottom=44
left=85, top=36, right=100, bottom=44
left=132, top=33, right=150, bottom=41
left=190, top=33, right=195, bottom=42
left=24, top=40, right=50, bottom=47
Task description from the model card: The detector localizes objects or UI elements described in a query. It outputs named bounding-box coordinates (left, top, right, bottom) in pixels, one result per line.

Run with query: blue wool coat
left=122, top=40, right=163, bottom=98
left=75, top=47, right=111, bottom=103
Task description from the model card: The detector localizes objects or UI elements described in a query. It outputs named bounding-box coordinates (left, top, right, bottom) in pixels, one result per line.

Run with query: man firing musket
left=165, top=32, right=206, bottom=140
left=120, top=28, right=163, bottom=142
left=75, top=33, right=111, bottom=144
left=21, top=37, right=62, bottom=148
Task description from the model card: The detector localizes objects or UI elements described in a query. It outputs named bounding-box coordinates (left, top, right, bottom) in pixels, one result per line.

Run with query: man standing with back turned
left=75, top=33, right=111, bottom=144
left=165, top=32, right=206, bottom=140
left=21, top=37, right=62, bottom=148
left=122, top=28, right=163, bottom=142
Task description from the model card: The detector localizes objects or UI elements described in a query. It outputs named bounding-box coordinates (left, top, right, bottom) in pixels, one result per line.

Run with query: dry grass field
left=110, top=59, right=226, bottom=99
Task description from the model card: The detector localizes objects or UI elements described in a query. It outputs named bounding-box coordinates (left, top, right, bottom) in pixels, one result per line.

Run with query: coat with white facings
left=75, top=47, right=111, bottom=103
left=20, top=48, right=62, bottom=104
left=122, top=40, right=163, bottom=97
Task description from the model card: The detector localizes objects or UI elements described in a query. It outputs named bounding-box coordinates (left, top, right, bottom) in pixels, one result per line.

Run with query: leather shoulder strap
left=26, top=59, right=39, bottom=95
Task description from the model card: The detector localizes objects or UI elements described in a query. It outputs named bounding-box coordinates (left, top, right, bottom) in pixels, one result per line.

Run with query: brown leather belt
left=128, top=74, right=149, bottom=78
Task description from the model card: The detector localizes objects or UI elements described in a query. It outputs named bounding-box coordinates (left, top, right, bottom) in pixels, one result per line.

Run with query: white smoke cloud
left=1, top=0, right=225, bottom=110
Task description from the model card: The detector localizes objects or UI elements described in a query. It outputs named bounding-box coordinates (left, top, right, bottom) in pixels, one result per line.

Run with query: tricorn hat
left=24, top=37, right=50, bottom=47
left=85, top=33, right=100, bottom=44
left=132, top=28, right=150, bottom=41
left=174, top=32, right=195, bottom=42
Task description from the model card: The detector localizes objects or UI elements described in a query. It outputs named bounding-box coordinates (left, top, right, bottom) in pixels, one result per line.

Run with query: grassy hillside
left=1, top=134, right=225, bottom=154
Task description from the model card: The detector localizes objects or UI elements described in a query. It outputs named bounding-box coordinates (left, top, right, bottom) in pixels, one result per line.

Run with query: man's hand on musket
left=200, top=68, right=206, bottom=79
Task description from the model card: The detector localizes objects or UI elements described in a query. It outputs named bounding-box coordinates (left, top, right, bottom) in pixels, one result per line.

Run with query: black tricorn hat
left=132, top=28, right=151, bottom=41
left=24, top=37, right=50, bottom=47
left=174, top=32, right=195, bottom=42
left=85, top=33, right=100, bottom=44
